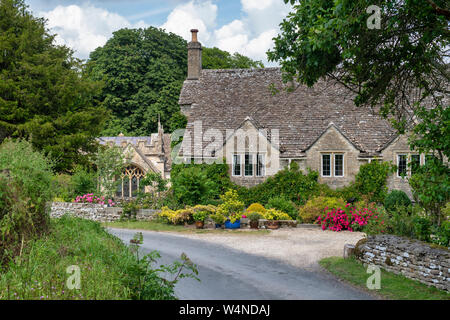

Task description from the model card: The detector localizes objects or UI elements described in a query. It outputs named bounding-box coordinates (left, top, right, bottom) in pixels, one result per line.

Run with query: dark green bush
left=384, top=190, right=412, bottom=213
left=266, top=196, right=298, bottom=219
left=412, top=216, right=432, bottom=242
left=354, top=160, right=394, bottom=203
left=431, top=221, right=450, bottom=247
left=70, top=166, right=97, bottom=198
left=239, top=162, right=319, bottom=206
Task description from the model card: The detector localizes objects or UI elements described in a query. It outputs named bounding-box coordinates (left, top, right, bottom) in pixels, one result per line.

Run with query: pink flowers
left=317, top=203, right=383, bottom=232
left=74, top=194, right=115, bottom=206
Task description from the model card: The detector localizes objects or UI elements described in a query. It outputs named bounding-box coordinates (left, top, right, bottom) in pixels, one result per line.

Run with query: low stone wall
left=355, top=235, right=449, bottom=291
left=49, top=202, right=159, bottom=222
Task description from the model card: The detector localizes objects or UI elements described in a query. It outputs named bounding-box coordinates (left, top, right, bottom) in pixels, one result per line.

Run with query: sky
left=26, top=0, right=292, bottom=65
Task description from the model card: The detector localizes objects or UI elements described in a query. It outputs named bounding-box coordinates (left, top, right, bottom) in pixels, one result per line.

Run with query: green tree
left=268, top=1, right=448, bottom=131
left=0, top=0, right=108, bottom=172
left=94, top=145, right=127, bottom=198
left=171, top=166, right=215, bottom=206
left=203, top=47, right=264, bottom=69
left=354, top=160, right=395, bottom=203
left=87, top=29, right=264, bottom=136
left=86, top=27, right=188, bottom=136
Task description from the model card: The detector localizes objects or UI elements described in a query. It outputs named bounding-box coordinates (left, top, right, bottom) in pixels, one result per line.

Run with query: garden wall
left=355, top=235, right=449, bottom=291
left=49, top=202, right=158, bottom=222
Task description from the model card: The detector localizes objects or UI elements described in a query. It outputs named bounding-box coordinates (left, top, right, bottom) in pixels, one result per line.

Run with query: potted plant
left=248, top=212, right=262, bottom=229
left=210, top=213, right=227, bottom=229
left=225, top=213, right=242, bottom=229
left=193, top=210, right=209, bottom=229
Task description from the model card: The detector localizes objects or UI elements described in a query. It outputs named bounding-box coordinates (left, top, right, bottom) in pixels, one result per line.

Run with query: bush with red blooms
left=316, top=203, right=387, bottom=233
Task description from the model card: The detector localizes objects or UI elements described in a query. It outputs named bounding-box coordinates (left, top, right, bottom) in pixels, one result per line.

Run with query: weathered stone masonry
left=49, top=202, right=158, bottom=222
left=355, top=235, right=450, bottom=291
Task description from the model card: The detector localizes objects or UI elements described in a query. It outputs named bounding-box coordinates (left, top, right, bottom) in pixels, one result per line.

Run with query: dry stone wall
left=356, top=235, right=449, bottom=291
left=49, top=202, right=158, bottom=222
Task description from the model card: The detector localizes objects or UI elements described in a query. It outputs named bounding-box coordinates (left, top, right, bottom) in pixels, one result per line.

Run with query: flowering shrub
left=262, top=209, right=291, bottom=221
left=74, top=194, right=115, bottom=206
left=317, top=203, right=387, bottom=233
left=158, top=204, right=217, bottom=225
left=158, top=207, right=193, bottom=225
left=246, top=203, right=266, bottom=214
left=217, top=189, right=245, bottom=223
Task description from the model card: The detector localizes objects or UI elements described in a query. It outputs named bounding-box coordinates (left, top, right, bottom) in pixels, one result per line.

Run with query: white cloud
left=40, top=4, right=147, bottom=59
left=160, top=0, right=217, bottom=43
left=160, top=0, right=290, bottom=65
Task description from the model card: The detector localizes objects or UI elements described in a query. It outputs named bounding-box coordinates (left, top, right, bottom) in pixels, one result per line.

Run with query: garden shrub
left=0, top=139, right=54, bottom=263
left=412, top=216, right=432, bottom=242
left=70, top=166, right=97, bottom=198
left=216, top=189, right=245, bottom=223
left=431, top=221, right=450, bottom=247
left=171, top=162, right=233, bottom=206
left=354, top=160, right=394, bottom=203
left=262, top=209, right=291, bottom=221
left=317, top=204, right=387, bottom=233
left=171, top=166, right=216, bottom=206
left=246, top=203, right=266, bottom=214
left=384, top=190, right=412, bottom=213
left=238, top=162, right=319, bottom=206
left=298, top=196, right=346, bottom=223
left=386, top=205, right=416, bottom=238
left=266, top=196, right=297, bottom=219
left=158, top=207, right=194, bottom=225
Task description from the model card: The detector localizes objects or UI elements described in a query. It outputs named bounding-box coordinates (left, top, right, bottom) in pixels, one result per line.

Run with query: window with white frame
left=244, top=153, right=253, bottom=176
left=397, top=154, right=407, bottom=177
left=334, top=154, right=344, bottom=176
left=321, top=154, right=331, bottom=177
left=256, top=154, right=265, bottom=176
left=232, top=154, right=241, bottom=176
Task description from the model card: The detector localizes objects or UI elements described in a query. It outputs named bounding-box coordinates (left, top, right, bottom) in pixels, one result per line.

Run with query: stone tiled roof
left=98, top=136, right=152, bottom=147
left=179, top=68, right=398, bottom=158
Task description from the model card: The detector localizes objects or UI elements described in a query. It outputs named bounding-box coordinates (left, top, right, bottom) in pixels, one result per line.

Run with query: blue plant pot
left=225, top=219, right=241, bottom=229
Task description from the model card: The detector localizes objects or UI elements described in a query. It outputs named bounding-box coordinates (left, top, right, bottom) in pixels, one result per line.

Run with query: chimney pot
left=190, top=29, right=198, bottom=42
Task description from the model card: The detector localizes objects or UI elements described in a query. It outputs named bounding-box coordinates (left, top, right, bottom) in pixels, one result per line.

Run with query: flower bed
left=74, top=193, right=115, bottom=206
left=316, top=203, right=386, bottom=233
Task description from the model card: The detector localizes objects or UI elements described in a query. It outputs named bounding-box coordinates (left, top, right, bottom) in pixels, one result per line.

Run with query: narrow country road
left=108, top=228, right=374, bottom=300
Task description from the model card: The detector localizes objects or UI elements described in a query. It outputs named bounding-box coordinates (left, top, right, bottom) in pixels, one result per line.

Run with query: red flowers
left=317, top=204, right=382, bottom=232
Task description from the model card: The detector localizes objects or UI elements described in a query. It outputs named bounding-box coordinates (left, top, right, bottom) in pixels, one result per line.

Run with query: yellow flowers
left=158, top=204, right=217, bottom=225
left=262, top=209, right=291, bottom=221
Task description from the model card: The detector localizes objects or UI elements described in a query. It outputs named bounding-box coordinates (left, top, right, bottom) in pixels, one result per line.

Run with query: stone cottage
left=177, top=29, right=426, bottom=197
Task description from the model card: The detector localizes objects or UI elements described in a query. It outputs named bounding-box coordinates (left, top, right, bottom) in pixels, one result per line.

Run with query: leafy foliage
left=94, top=145, right=127, bottom=199
left=266, top=196, right=298, bottom=219
left=384, top=190, right=412, bottom=213
left=239, top=162, right=319, bottom=206
left=0, top=0, right=107, bottom=172
left=409, top=158, right=450, bottom=225
left=246, top=203, right=267, bottom=214
left=354, top=160, right=394, bottom=203
left=0, top=139, right=53, bottom=263
left=269, top=0, right=449, bottom=133
left=299, top=196, right=346, bottom=223
left=203, top=47, right=264, bottom=69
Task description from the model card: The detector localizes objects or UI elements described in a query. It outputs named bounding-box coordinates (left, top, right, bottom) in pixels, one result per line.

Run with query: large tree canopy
left=0, top=0, right=107, bottom=173
left=268, top=0, right=449, bottom=143
left=87, top=28, right=264, bottom=136
left=203, top=47, right=264, bottom=69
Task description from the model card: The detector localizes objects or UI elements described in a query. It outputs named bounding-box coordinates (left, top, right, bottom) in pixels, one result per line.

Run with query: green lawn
left=104, top=220, right=270, bottom=235
left=320, top=256, right=450, bottom=300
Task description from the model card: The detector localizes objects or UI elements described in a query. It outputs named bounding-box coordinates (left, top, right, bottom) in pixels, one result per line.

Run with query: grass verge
left=0, top=216, right=185, bottom=300
left=319, top=256, right=449, bottom=300
left=104, top=220, right=271, bottom=235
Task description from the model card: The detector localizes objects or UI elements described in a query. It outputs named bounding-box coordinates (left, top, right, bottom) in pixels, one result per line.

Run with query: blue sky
left=26, top=0, right=291, bottom=65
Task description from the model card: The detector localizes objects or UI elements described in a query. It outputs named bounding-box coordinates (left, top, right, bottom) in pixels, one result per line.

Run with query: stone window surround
left=396, top=153, right=424, bottom=178
left=232, top=152, right=266, bottom=177
left=320, top=152, right=345, bottom=178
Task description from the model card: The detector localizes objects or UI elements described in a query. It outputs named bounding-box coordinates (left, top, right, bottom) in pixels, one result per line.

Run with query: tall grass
left=1, top=217, right=142, bottom=300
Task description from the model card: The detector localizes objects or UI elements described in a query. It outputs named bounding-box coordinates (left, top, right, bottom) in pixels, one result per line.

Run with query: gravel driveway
left=176, top=227, right=366, bottom=270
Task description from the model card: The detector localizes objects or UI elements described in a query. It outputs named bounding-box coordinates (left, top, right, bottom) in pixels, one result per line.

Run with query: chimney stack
left=187, top=29, right=202, bottom=80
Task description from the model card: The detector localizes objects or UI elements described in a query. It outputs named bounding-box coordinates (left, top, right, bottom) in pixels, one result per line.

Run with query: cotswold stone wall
left=49, top=202, right=158, bottom=222
left=356, top=235, right=449, bottom=291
